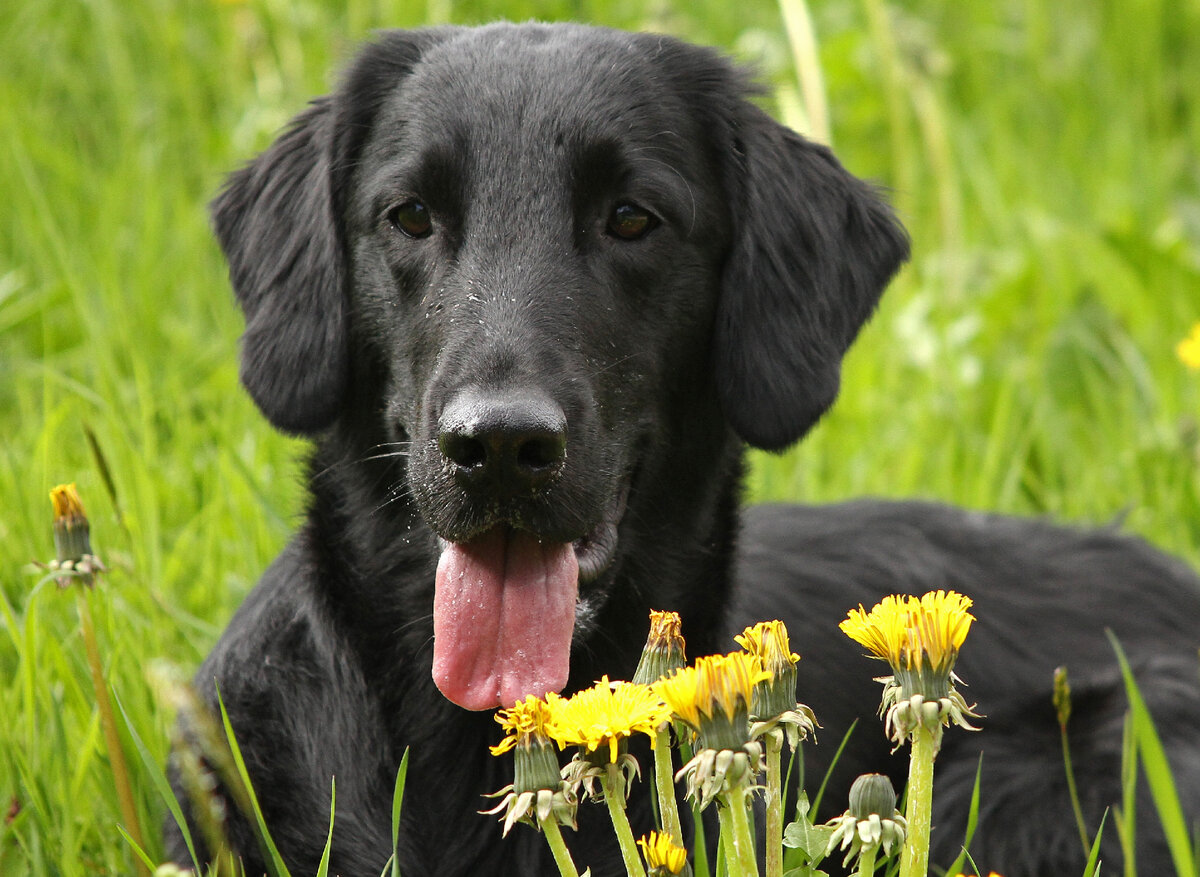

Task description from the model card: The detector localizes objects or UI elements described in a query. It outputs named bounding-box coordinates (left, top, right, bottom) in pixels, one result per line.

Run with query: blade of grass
left=116, top=824, right=158, bottom=874
left=391, top=748, right=409, bottom=877
left=115, top=691, right=200, bottom=871
left=1083, top=810, right=1109, bottom=877
left=942, top=754, right=983, bottom=877
left=1107, top=631, right=1197, bottom=877
left=315, top=778, right=335, bottom=877
left=216, top=688, right=292, bottom=877
left=811, top=719, right=857, bottom=816
left=1116, top=709, right=1137, bottom=877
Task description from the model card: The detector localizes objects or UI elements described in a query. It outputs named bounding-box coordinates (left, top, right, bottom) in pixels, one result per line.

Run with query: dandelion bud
left=826, top=773, right=907, bottom=867
left=48, top=483, right=104, bottom=586
left=848, top=773, right=897, bottom=821
left=632, top=610, right=687, bottom=685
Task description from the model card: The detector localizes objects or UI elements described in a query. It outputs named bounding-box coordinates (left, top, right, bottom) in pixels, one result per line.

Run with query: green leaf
left=782, top=793, right=835, bottom=862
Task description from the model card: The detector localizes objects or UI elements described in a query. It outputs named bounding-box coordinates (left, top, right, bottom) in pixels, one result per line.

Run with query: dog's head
left=213, top=23, right=908, bottom=710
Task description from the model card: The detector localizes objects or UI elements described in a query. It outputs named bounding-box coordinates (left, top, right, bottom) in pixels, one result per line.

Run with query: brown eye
left=607, top=202, right=657, bottom=241
left=388, top=200, right=432, bottom=238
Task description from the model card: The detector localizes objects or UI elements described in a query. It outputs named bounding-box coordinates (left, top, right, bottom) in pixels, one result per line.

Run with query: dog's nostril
left=439, top=432, right=488, bottom=470
left=517, top=432, right=566, bottom=471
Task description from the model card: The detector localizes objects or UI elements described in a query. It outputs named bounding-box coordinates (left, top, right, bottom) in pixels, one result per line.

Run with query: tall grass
left=1, top=0, right=1197, bottom=873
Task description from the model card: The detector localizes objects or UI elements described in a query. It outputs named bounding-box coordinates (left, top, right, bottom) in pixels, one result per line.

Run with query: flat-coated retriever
left=168, top=22, right=1200, bottom=877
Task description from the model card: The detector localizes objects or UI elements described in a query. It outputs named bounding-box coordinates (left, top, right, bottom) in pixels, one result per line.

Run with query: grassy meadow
left=1, top=0, right=1198, bottom=873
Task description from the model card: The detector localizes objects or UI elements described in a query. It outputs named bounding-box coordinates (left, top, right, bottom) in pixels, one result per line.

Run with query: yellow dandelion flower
left=655, top=651, right=769, bottom=735
left=735, top=620, right=799, bottom=675
left=1178, top=323, right=1200, bottom=371
left=734, top=620, right=816, bottom=749
left=50, top=483, right=87, bottom=521
left=638, top=830, right=689, bottom=875
left=549, top=677, right=670, bottom=764
left=490, top=694, right=561, bottom=755
left=840, top=590, right=974, bottom=677
left=841, top=591, right=980, bottom=747
left=484, top=695, right=576, bottom=835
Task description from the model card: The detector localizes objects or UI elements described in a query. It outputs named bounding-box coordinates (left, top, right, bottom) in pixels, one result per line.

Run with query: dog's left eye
left=388, top=200, right=433, bottom=239
left=607, top=203, right=657, bottom=241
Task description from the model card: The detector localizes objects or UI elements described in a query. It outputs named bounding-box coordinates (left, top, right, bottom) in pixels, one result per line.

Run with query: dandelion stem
left=540, top=815, right=581, bottom=877
left=77, top=588, right=150, bottom=877
left=653, top=728, right=684, bottom=846
left=764, top=732, right=783, bottom=877
left=855, top=841, right=879, bottom=877
left=719, top=788, right=760, bottom=877
left=899, top=725, right=937, bottom=877
left=602, top=763, right=647, bottom=877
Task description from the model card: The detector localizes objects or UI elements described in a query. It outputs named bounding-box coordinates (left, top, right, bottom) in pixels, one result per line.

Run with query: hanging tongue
left=433, top=527, right=579, bottom=711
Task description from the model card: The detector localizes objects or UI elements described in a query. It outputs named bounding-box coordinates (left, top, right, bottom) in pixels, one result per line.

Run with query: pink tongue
left=433, top=527, right=579, bottom=711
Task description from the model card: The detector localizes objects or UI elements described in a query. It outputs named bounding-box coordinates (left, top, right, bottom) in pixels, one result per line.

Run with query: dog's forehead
left=377, top=26, right=707, bottom=162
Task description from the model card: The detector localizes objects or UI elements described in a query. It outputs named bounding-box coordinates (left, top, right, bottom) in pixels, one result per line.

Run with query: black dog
left=169, top=23, right=1200, bottom=876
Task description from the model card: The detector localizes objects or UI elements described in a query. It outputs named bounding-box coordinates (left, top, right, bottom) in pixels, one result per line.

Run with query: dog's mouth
left=431, top=480, right=629, bottom=711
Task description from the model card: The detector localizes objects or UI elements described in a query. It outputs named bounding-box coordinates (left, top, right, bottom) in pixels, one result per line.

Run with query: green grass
left=1, top=0, right=1198, bottom=873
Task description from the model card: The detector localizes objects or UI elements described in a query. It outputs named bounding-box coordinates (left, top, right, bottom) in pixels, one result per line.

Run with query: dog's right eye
left=607, top=203, right=657, bottom=241
left=388, top=200, right=433, bottom=239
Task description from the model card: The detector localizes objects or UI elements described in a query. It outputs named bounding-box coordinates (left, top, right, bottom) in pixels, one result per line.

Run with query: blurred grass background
left=1, top=0, right=1198, bottom=872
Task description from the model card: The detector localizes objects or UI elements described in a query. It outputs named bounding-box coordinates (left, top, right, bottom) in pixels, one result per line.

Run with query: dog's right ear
left=213, top=29, right=448, bottom=434
left=213, top=100, right=345, bottom=434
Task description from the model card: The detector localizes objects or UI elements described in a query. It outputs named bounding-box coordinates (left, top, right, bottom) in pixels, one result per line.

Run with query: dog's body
left=169, top=23, right=1200, bottom=876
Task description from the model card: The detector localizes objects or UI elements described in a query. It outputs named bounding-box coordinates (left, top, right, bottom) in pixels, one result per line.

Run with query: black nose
left=437, top=389, right=567, bottom=497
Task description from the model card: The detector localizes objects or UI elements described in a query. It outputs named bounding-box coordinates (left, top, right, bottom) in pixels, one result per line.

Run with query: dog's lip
left=574, top=478, right=630, bottom=583
left=431, top=478, right=630, bottom=584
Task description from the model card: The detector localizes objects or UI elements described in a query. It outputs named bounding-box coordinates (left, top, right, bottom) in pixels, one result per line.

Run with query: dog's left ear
left=715, top=106, right=909, bottom=451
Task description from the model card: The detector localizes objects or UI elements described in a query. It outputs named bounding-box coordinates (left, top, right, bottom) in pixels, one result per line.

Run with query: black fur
left=170, top=23, right=1200, bottom=876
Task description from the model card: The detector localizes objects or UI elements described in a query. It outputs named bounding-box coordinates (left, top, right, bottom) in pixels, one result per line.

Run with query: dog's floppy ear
left=213, top=29, right=448, bottom=434
left=213, top=99, right=346, bottom=434
left=715, top=107, right=910, bottom=451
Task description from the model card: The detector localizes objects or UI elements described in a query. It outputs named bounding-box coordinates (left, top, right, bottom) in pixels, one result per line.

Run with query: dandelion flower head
left=839, top=590, right=974, bottom=677
left=655, top=651, right=769, bottom=732
left=549, top=677, right=669, bottom=763
left=490, top=693, right=561, bottom=756
left=735, top=619, right=800, bottom=676
left=1178, top=323, right=1200, bottom=371
left=638, top=830, right=689, bottom=875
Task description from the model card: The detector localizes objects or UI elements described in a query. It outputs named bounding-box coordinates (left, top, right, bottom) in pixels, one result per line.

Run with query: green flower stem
left=77, top=589, right=151, bottom=877
left=653, top=728, right=684, bottom=846
left=719, top=787, right=760, bottom=877
left=899, top=725, right=937, bottom=877
left=602, top=763, right=647, bottom=877
left=764, top=732, right=783, bottom=877
left=855, top=841, right=879, bottom=877
left=540, top=815, right=581, bottom=877
left=1059, top=724, right=1091, bottom=857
